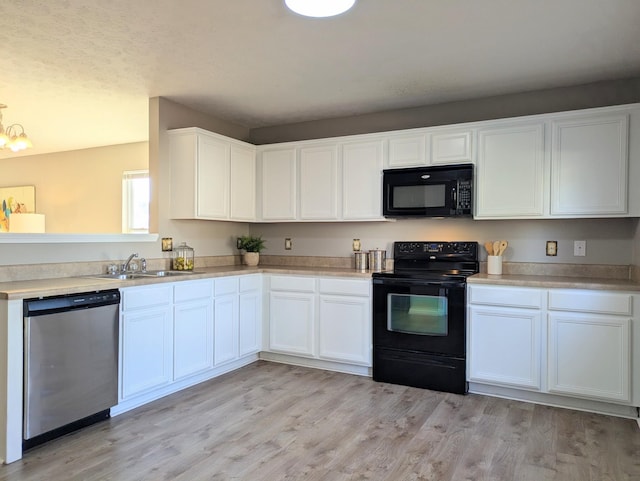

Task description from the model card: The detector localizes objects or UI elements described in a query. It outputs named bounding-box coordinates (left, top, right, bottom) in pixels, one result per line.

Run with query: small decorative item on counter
left=485, top=239, right=508, bottom=275
left=354, top=251, right=367, bottom=272
left=368, top=248, right=386, bottom=273
left=237, top=235, right=266, bottom=267
left=172, top=242, right=195, bottom=271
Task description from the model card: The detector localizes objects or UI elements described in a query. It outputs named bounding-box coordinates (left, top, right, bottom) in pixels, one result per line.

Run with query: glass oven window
left=387, top=293, right=448, bottom=336
left=392, top=184, right=445, bottom=209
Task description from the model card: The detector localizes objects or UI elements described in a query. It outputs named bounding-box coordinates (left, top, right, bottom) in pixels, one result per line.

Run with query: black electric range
left=372, top=241, right=479, bottom=394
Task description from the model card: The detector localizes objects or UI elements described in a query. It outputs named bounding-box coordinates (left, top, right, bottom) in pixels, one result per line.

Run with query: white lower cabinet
left=121, top=285, right=174, bottom=399
left=468, top=284, right=636, bottom=408
left=119, top=275, right=261, bottom=407
left=547, top=289, right=632, bottom=403
left=468, top=305, right=541, bottom=390
left=214, top=277, right=240, bottom=365
left=173, top=280, right=214, bottom=380
left=270, top=290, right=316, bottom=356
left=318, top=278, right=371, bottom=365
left=267, top=275, right=372, bottom=367
left=239, top=275, right=262, bottom=356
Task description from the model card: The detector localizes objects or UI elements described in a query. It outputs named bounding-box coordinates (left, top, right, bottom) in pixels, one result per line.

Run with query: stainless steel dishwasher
left=23, top=289, right=120, bottom=449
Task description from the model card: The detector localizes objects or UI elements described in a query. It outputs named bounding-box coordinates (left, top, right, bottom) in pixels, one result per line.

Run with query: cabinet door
left=230, top=143, right=256, bottom=221
left=551, top=114, right=628, bottom=216
left=269, top=291, right=315, bottom=356
left=430, top=129, right=474, bottom=165
left=342, top=140, right=384, bottom=219
left=174, top=299, right=213, bottom=380
left=318, top=295, right=371, bottom=366
left=214, top=294, right=239, bottom=365
left=476, top=123, right=545, bottom=218
left=468, top=306, right=541, bottom=390
left=388, top=134, right=427, bottom=167
left=197, top=134, right=230, bottom=219
left=299, top=145, right=339, bottom=219
left=548, top=313, right=630, bottom=403
left=261, top=149, right=297, bottom=220
left=239, top=290, right=262, bottom=356
left=121, top=306, right=173, bottom=399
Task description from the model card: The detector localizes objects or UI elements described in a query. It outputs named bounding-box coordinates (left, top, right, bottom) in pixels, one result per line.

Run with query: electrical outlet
left=236, top=237, right=242, bottom=250
left=546, top=241, right=557, bottom=256
left=353, top=239, right=361, bottom=251
left=285, top=238, right=292, bottom=250
left=574, top=240, right=586, bottom=257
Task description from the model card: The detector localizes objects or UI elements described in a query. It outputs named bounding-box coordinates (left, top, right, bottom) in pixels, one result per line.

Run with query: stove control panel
left=394, top=241, right=478, bottom=258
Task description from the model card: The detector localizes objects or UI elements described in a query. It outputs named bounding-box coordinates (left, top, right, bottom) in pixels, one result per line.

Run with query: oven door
left=372, top=277, right=466, bottom=357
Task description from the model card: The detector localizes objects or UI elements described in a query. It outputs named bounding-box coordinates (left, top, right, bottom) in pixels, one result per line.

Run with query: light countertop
left=0, top=265, right=373, bottom=300
left=468, top=273, right=640, bottom=292
left=3, top=267, right=640, bottom=300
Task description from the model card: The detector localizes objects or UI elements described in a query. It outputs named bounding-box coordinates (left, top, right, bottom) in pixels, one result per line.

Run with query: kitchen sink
left=86, top=270, right=200, bottom=281
left=139, top=270, right=200, bottom=277
left=88, top=273, right=147, bottom=280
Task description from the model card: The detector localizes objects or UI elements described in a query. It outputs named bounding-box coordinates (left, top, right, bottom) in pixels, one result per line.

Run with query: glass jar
left=172, top=242, right=195, bottom=271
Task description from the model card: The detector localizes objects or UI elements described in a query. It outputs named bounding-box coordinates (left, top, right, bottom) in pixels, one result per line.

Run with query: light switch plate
left=546, top=241, right=557, bottom=256
left=285, top=238, right=292, bottom=250
left=574, top=240, right=586, bottom=256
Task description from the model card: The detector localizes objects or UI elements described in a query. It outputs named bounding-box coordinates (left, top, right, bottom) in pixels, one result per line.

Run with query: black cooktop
left=372, top=241, right=479, bottom=281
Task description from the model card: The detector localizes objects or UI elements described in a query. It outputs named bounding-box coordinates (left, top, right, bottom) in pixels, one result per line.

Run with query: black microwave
left=382, top=164, right=473, bottom=218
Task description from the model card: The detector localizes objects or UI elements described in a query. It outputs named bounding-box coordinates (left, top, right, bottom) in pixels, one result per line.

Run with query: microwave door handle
left=451, top=188, right=457, bottom=207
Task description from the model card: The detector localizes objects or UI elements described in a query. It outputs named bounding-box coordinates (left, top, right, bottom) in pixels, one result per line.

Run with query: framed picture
left=0, top=185, right=36, bottom=232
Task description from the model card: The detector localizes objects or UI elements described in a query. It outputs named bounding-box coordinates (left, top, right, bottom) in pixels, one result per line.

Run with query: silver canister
left=354, top=251, right=367, bottom=272
left=368, top=249, right=386, bottom=273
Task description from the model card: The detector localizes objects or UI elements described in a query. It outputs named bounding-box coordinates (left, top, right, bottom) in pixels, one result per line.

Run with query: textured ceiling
left=1, top=0, right=639, bottom=158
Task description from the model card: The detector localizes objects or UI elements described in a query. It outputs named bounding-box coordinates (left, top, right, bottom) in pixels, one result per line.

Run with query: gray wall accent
left=249, top=77, right=640, bottom=144
left=251, top=218, right=639, bottom=265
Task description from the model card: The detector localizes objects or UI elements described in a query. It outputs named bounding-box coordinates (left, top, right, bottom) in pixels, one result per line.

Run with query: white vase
left=244, top=252, right=260, bottom=267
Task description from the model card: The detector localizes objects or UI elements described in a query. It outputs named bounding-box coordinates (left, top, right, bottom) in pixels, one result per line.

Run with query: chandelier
left=285, top=0, right=356, bottom=17
left=0, top=104, right=32, bottom=152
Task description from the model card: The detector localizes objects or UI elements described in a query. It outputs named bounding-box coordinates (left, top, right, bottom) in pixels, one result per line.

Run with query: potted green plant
left=237, top=235, right=266, bottom=266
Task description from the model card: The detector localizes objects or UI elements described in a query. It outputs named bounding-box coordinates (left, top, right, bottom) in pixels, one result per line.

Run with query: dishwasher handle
left=24, top=290, right=120, bottom=317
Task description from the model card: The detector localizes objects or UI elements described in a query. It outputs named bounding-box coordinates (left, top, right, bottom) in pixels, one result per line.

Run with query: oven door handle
left=372, top=278, right=465, bottom=289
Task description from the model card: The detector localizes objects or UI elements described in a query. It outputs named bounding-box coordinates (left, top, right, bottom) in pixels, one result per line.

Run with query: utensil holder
left=487, top=255, right=502, bottom=275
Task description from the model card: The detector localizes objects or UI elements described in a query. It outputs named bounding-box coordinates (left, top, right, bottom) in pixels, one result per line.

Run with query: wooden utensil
left=484, top=241, right=494, bottom=256
left=498, top=240, right=508, bottom=256
left=493, top=240, right=500, bottom=256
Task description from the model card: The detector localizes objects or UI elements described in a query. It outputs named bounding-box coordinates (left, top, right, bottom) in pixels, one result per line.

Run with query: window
left=122, top=170, right=149, bottom=233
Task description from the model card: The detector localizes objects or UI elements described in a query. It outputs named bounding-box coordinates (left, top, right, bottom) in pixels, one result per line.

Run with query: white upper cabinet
left=386, top=127, right=473, bottom=168
left=475, top=123, right=546, bottom=218
left=430, top=128, right=474, bottom=165
left=342, top=140, right=384, bottom=220
left=169, top=128, right=256, bottom=222
left=258, top=137, right=384, bottom=222
left=388, top=134, right=427, bottom=167
left=230, top=144, right=256, bottom=221
left=551, top=114, right=629, bottom=216
left=260, top=148, right=297, bottom=220
left=299, top=144, right=339, bottom=220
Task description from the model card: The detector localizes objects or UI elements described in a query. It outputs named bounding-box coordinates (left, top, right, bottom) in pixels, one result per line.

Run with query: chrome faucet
left=122, top=253, right=138, bottom=272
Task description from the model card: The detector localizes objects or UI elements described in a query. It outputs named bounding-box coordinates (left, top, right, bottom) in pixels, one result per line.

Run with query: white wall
left=251, top=217, right=639, bottom=265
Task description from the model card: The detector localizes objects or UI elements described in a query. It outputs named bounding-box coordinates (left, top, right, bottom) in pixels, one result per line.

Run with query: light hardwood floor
left=1, top=361, right=639, bottom=481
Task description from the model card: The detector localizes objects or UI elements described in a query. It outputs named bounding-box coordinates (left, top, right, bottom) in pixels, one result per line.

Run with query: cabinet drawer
left=174, top=279, right=213, bottom=303
left=548, top=290, right=632, bottom=316
left=270, top=275, right=316, bottom=293
left=469, top=285, right=543, bottom=309
left=214, top=277, right=239, bottom=296
left=239, top=274, right=261, bottom=293
left=122, top=285, right=172, bottom=310
left=318, top=278, right=370, bottom=297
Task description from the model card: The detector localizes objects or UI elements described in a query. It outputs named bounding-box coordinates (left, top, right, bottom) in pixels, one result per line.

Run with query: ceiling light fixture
left=285, top=0, right=356, bottom=18
left=0, top=104, right=33, bottom=152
